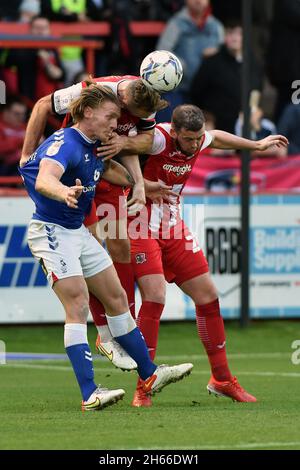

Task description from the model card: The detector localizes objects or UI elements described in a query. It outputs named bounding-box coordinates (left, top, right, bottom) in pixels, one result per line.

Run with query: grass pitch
left=0, top=321, right=300, bottom=450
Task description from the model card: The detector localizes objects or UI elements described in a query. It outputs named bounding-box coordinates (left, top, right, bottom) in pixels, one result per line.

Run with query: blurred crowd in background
left=1, top=0, right=300, bottom=176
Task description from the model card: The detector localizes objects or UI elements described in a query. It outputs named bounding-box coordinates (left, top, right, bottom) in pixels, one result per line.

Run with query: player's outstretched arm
left=102, top=160, right=135, bottom=187
left=35, top=159, right=83, bottom=209
left=209, top=130, right=289, bottom=152
left=20, top=95, right=52, bottom=166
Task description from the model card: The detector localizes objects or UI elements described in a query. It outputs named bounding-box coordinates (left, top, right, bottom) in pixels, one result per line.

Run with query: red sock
left=136, top=301, right=164, bottom=360
left=89, top=293, right=107, bottom=326
left=196, top=299, right=232, bottom=382
left=114, top=262, right=136, bottom=319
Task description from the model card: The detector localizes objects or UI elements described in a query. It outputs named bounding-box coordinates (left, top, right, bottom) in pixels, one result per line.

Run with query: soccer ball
left=140, top=50, right=183, bottom=93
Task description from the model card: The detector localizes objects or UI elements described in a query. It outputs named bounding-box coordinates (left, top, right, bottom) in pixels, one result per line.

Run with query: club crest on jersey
left=135, top=253, right=146, bottom=264
left=46, top=140, right=64, bottom=156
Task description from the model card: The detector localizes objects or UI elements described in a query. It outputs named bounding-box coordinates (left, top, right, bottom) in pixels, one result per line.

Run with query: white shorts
left=27, top=221, right=112, bottom=287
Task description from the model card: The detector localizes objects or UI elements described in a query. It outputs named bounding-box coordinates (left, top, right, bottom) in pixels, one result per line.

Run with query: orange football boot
left=207, top=376, right=257, bottom=402
left=132, top=378, right=152, bottom=407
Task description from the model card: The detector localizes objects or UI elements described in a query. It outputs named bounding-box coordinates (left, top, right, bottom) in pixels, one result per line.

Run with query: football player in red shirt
left=21, top=74, right=168, bottom=371
left=128, top=104, right=288, bottom=406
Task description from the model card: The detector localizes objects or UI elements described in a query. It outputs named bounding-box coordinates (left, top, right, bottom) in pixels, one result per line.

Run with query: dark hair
left=172, top=105, right=205, bottom=132
left=224, top=18, right=243, bottom=30
left=69, top=84, right=119, bottom=123
left=127, top=79, right=168, bottom=113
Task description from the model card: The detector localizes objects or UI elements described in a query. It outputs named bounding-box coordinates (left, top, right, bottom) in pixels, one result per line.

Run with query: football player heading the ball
left=19, top=51, right=185, bottom=373
left=19, top=85, right=194, bottom=411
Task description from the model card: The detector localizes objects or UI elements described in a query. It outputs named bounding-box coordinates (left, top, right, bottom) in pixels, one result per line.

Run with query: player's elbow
left=35, top=94, right=52, bottom=117
left=35, top=175, right=45, bottom=194
left=35, top=179, right=42, bottom=193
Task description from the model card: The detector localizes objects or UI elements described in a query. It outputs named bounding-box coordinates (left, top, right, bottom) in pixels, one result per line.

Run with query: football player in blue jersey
left=20, top=73, right=169, bottom=372
left=19, top=85, right=193, bottom=411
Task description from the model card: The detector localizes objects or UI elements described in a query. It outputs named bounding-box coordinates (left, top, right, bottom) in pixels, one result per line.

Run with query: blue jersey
left=19, top=128, right=105, bottom=229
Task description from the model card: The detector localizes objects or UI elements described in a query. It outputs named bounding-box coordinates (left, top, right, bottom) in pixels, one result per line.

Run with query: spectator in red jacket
left=0, top=96, right=27, bottom=176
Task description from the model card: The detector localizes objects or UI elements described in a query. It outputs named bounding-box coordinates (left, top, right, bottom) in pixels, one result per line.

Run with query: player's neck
left=189, top=7, right=207, bottom=23
left=73, top=124, right=97, bottom=143
left=174, top=139, right=193, bottom=158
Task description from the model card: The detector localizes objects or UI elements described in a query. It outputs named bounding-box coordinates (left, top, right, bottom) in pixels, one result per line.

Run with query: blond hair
left=127, top=79, right=168, bottom=113
left=69, top=84, right=119, bottom=123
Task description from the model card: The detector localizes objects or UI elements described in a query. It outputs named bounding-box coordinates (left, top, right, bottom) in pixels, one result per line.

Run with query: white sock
left=96, top=325, right=113, bottom=342
left=106, top=311, right=136, bottom=338
left=64, top=323, right=88, bottom=347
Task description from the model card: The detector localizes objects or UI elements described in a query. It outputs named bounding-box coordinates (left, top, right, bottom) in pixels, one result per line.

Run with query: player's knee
left=194, top=286, right=218, bottom=305
left=143, top=286, right=166, bottom=305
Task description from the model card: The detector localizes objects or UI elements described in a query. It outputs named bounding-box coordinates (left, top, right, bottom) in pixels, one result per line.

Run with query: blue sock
left=66, top=343, right=97, bottom=401
left=115, top=327, right=156, bottom=380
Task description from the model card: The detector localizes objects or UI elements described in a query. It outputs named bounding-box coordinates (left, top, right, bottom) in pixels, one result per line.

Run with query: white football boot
left=81, top=385, right=125, bottom=411
left=96, top=334, right=137, bottom=371
left=142, top=363, right=193, bottom=395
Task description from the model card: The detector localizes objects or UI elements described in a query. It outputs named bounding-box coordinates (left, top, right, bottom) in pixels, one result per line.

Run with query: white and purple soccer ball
left=140, top=50, right=183, bottom=93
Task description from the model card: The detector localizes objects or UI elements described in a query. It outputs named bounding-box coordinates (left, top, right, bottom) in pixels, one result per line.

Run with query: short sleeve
left=150, top=127, right=167, bottom=155
left=42, top=140, right=78, bottom=172
left=201, top=131, right=213, bottom=151
left=52, top=82, right=83, bottom=115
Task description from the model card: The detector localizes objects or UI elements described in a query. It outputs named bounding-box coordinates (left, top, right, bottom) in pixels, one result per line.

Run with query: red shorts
left=84, top=180, right=130, bottom=226
left=130, top=222, right=209, bottom=285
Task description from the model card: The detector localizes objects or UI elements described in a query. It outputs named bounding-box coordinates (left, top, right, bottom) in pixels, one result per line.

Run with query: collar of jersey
left=73, top=127, right=97, bottom=144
